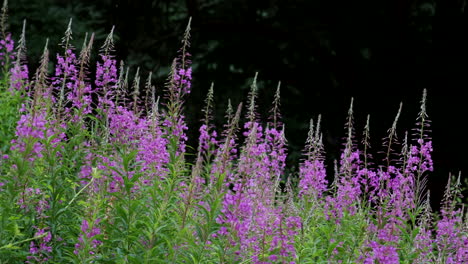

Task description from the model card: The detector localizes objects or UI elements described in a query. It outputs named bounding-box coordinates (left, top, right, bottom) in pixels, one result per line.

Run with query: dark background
left=7, top=0, right=468, bottom=208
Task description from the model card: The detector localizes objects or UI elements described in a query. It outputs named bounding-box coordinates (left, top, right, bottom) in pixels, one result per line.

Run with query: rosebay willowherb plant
left=0, top=2, right=467, bottom=263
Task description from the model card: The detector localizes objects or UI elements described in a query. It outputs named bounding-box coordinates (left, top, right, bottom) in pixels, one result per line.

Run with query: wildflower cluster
left=0, top=2, right=467, bottom=263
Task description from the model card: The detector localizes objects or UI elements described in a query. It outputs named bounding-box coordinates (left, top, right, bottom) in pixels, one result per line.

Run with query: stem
left=0, top=233, right=47, bottom=250
left=63, top=176, right=95, bottom=212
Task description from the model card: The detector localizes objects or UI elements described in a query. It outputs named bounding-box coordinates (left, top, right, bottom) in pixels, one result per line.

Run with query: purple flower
left=27, top=227, right=52, bottom=262
left=299, top=159, right=327, bottom=198
left=29, top=242, right=38, bottom=254
left=0, top=33, right=15, bottom=66
left=414, top=227, right=434, bottom=263
left=9, top=63, right=29, bottom=92
left=324, top=150, right=362, bottom=220
left=137, top=119, right=169, bottom=183
left=363, top=241, right=399, bottom=264
left=405, top=139, right=433, bottom=175
left=75, top=218, right=102, bottom=256
left=435, top=209, right=468, bottom=263
left=217, top=121, right=299, bottom=263
left=11, top=111, right=66, bottom=162
left=173, top=66, right=192, bottom=94
left=95, top=54, right=118, bottom=111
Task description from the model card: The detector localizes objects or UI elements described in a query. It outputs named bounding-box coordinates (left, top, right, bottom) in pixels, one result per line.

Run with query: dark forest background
left=6, top=0, right=468, bottom=208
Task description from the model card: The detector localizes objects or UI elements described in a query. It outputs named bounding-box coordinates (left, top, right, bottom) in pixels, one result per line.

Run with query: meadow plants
left=0, top=2, right=467, bottom=263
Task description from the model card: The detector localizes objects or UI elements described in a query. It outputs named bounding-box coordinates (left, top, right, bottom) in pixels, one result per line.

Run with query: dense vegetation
left=1, top=2, right=467, bottom=263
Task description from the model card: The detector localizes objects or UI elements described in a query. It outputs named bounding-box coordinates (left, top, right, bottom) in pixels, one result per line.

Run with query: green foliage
left=0, top=73, right=23, bottom=154
left=1, top=2, right=467, bottom=263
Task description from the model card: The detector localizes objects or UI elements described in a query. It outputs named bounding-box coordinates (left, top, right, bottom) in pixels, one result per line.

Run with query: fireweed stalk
left=6, top=36, right=70, bottom=262
left=163, top=18, right=192, bottom=165
left=9, top=20, right=28, bottom=94
left=435, top=174, right=468, bottom=263
left=1, top=5, right=468, bottom=263
left=0, top=6, right=28, bottom=155
left=324, top=99, right=362, bottom=222
left=0, top=9, right=26, bottom=183
left=298, top=116, right=327, bottom=200
left=0, top=0, right=14, bottom=73
left=179, top=83, right=217, bottom=230
left=216, top=74, right=301, bottom=263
